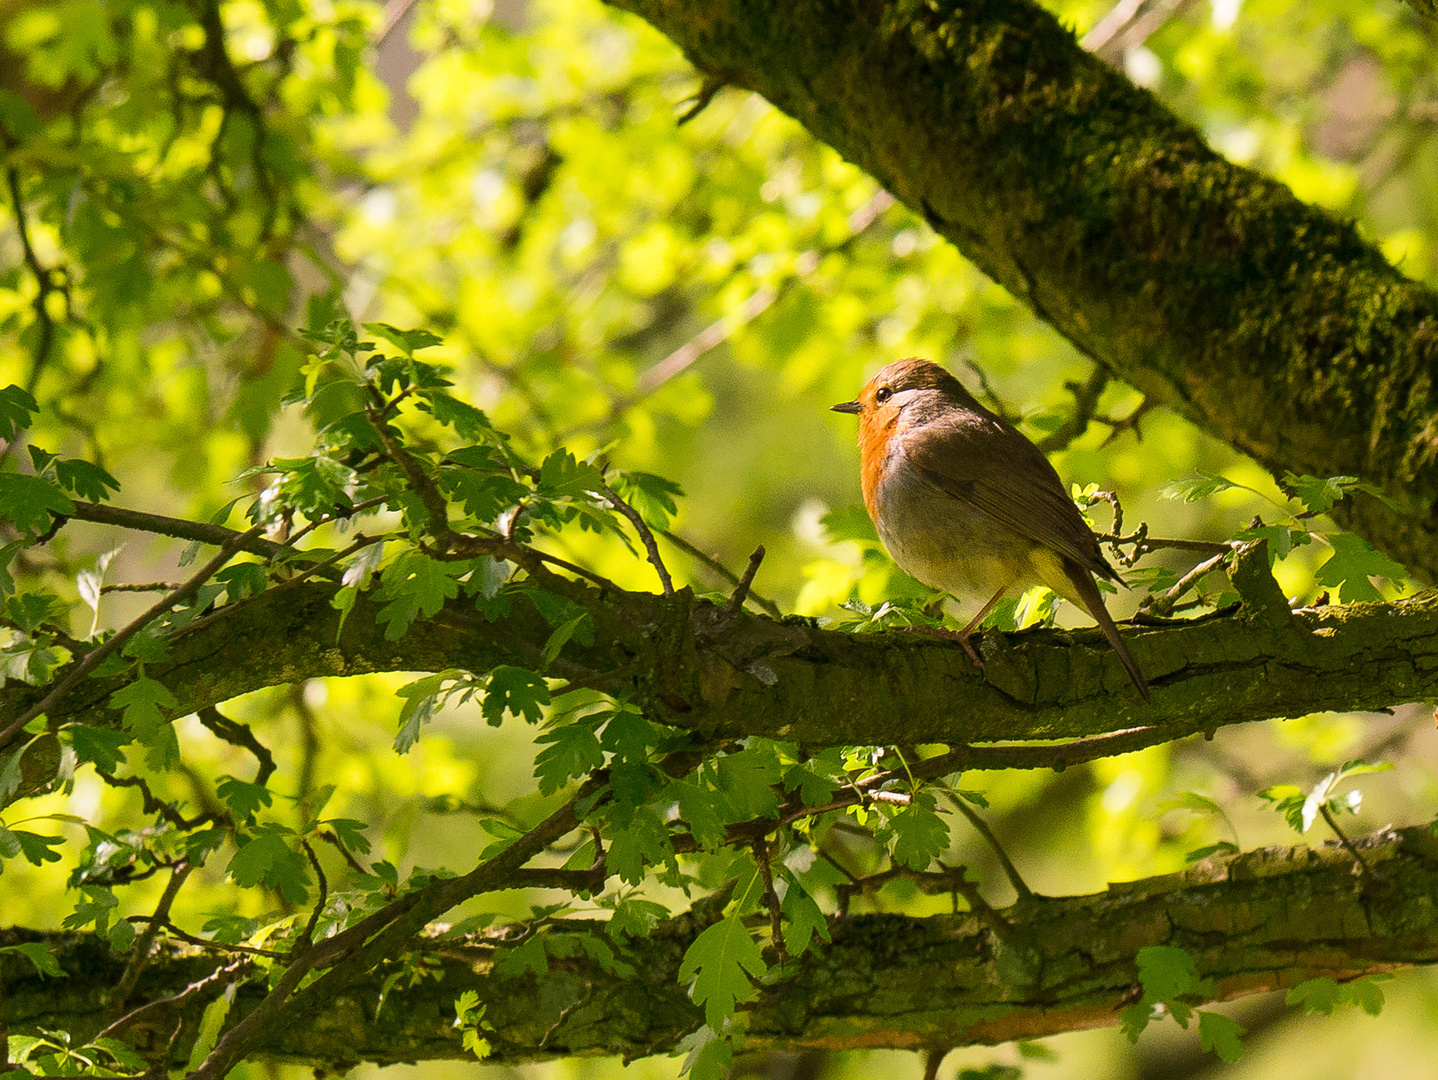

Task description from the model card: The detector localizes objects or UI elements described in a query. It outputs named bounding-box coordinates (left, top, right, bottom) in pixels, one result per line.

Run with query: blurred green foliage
left=3, top=0, right=1438, bottom=1076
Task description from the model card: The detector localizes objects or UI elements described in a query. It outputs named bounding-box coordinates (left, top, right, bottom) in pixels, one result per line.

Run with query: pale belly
left=872, top=465, right=1071, bottom=605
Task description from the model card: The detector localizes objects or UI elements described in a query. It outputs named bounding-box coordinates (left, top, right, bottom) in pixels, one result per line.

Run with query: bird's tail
left=1061, top=560, right=1150, bottom=702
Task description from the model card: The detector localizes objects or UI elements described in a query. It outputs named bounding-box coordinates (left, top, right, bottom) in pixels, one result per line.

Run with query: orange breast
left=857, top=411, right=899, bottom=522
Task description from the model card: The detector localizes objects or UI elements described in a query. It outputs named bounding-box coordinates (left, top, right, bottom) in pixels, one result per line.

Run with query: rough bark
left=6, top=554, right=1437, bottom=803
left=600, top=0, right=1438, bottom=579
left=5, top=828, right=1436, bottom=1068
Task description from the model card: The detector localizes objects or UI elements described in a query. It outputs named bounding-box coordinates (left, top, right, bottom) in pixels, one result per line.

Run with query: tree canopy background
left=3, top=0, right=1438, bottom=1077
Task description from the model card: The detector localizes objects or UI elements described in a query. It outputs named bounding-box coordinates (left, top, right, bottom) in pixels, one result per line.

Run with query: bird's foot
left=906, top=623, right=984, bottom=668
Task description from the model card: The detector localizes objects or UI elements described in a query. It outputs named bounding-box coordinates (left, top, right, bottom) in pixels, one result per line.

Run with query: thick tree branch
left=602, top=0, right=1438, bottom=578
left=5, top=567, right=1437, bottom=807
left=6, top=828, right=1438, bottom=1067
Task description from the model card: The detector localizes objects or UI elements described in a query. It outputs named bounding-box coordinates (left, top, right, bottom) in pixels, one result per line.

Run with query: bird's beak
left=830, top=400, right=862, bottom=414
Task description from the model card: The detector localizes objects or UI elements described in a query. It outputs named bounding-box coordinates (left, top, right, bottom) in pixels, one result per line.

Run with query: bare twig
left=298, top=840, right=329, bottom=945
left=584, top=189, right=896, bottom=432
left=123, top=917, right=287, bottom=959
left=1319, top=804, right=1373, bottom=877
left=0, top=524, right=265, bottom=747
left=58, top=501, right=286, bottom=559
left=949, top=796, right=1033, bottom=900
left=197, top=705, right=276, bottom=785
left=112, top=860, right=195, bottom=1012
left=659, top=529, right=782, bottom=617
left=1035, top=368, right=1110, bottom=454
left=3, top=155, right=57, bottom=402
left=727, top=546, right=765, bottom=613
left=600, top=480, right=674, bottom=596
left=99, top=774, right=219, bottom=832
left=676, top=75, right=727, bottom=125
left=96, top=958, right=253, bottom=1041
left=754, top=836, right=787, bottom=965
left=1140, top=550, right=1231, bottom=618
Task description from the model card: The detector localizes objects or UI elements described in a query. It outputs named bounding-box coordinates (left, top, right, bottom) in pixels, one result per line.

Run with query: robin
left=832, top=357, right=1150, bottom=701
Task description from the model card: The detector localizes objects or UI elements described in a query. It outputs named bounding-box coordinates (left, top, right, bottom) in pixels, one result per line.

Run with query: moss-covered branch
left=601, top=0, right=1438, bottom=578
left=6, top=566, right=1438, bottom=802
left=6, top=828, right=1438, bottom=1067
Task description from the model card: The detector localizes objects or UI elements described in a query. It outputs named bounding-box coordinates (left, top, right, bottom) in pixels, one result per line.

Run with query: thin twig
left=659, top=530, right=781, bottom=617
left=298, top=840, right=329, bottom=945
left=0, top=524, right=265, bottom=747
left=1141, top=550, right=1231, bottom=618
left=583, top=189, right=896, bottom=433
left=1035, top=368, right=1110, bottom=454
left=949, top=797, right=1033, bottom=900
left=754, top=836, right=787, bottom=966
left=96, top=958, right=253, bottom=1041
left=111, top=861, right=195, bottom=1012
left=3, top=156, right=57, bottom=401
left=676, top=75, right=727, bottom=125
left=101, top=582, right=183, bottom=594
left=727, top=546, right=765, bottom=613
left=1319, top=804, right=1373, bottom=876
left=61, top=501, right=286, bottom=559
left=124, top=917, right=287, bottom=958
left=197, top=705, right=276, bottom=785
left=600, top=479, right=673, bottom=596
left=99, top=774, right=219, bottom=832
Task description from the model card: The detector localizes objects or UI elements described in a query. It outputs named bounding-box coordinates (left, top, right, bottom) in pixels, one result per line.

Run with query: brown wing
left=902, top=406, right=1119, bottom=583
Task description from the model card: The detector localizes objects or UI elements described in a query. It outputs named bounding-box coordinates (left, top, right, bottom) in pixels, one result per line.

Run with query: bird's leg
left=951, top=588, right=1008, bottom=666
left=910, top=588, right=1007, bottom=668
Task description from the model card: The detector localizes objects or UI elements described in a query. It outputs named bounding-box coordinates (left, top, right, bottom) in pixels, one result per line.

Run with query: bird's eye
left=875, top=387, right=893, bottom=404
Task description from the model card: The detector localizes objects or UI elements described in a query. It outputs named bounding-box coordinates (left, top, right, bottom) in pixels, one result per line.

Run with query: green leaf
left=364, top=322, right=443, bottom=355
left=393, top=672, right=448, bottom=753
left=110, top=916, right=137, bottom=951
left=1135, top=945, right=1214, bottom=1004
left=68, top=725, right=129, bottom=773
left=375, top=553, right=462, bottom=639
left=1282, top=471, right=1398, bottom=514
left=676, top=1024, right=732, bottom=1080
left=536, top=449, right=604, bottom=500
left=0, top=384, right=39, bottom=441
left=604, top=804, right=673, bottom=884
left=613, top=471, right=683, bottom=529
left=886, top=794, right=950, bottom=870
left=0, top=473, right=75, bottom=534
left=188, top=983, right=237, bottom=1070
left=498, top=935, right=549, bottom=977
left=1287, top=974, right=1391, bottom=1016
left=541, top=611, right=594, bottom=667
left=12, top=830, right=65, bottom=866
left=217, top=776, right=273, bottom=825
left=0, top=941, right=65, bottom=977
left=715, top=744, right=782, bottom=820
left=1162, top=472, right=1240, bottom=503
left=1119, top=1001, right=1155, bottom=1042
left=1196, top=1009, right=1246, bottom=1062
left=227, top=828, right=310, bottom=903
left=482, top=665, right=550, bottom=725
left=1184, top=841, right=1239, bottom=863
left=108, top=676, right=178, bottom=747
left=780, top=876, right=830, bottom=956
left=673, top=779, right=729, bottom=849
left=606, top=897, right=670, bottom=940
left=1313, top=532, right=1408, bottom=602
left=534, top=722, right=604, bottom=795
left=54, top=458, right=121, bottom=502
left=821, top=504, right=880, bottom=545
left=677, top=915, right=769, bottom=1029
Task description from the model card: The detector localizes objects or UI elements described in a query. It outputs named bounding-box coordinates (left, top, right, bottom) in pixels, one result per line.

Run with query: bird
left=831, top=357, right=1149, bottom=701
